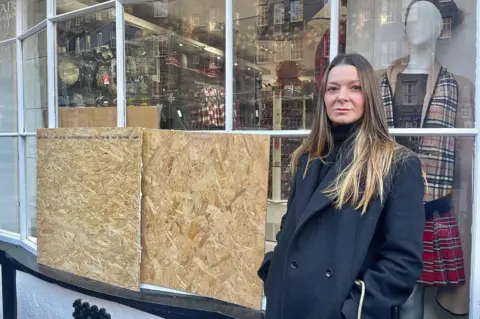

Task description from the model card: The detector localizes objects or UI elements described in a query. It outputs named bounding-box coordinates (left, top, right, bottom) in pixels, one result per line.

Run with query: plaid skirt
left=418, top=209, right=465, bottom=286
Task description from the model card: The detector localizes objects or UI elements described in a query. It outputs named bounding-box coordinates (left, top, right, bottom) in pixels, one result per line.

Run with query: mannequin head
left=404, top=0, right=462, bottom=46
left=405, top=1, right=442, bottom=47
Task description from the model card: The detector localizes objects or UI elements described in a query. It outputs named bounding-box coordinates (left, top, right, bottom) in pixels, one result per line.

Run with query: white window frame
left=2, top=2, right=480, bottom=318
left=274, top=41, right=284, bottom=62
left=290, top=38, right=303, bottom=61
left=153, top=0, right=168, bottom=18
left=256, top=42, right=270, bottom=64
left=381, top=41, right=396, bottom=66
left=290, top=0, right=304, bottom=22
left=191, top=14, right=200, bottom=27
left=440, top=18, right=452, bottom=39
left=381, top=0, right=396, bottom=24
left=210, top=7, right=222, bottom=30
left=361, top=8, right=371, bottom=22
left=274, top=3, right=284, bottom=25
left=257, top=4, right=268, bottom=27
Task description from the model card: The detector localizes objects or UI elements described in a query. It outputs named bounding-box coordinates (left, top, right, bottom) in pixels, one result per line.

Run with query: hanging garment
left=380, top=58, right=465, bottom=287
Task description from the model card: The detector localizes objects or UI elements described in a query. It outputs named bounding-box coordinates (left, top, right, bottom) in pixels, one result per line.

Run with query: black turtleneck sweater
left=301, top=121, right=359, bottom=216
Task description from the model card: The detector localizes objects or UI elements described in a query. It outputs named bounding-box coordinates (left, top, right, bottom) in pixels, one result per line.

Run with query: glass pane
left=57, top=0, right=111, bottom=15
left=233, top=0, right=319, bottom=130
left=22, top=0, right=46, bottom=31
left=265, top=134, right=474, bottom=316
left=344, top=0, right=475, bottom=128
left=124, top=1, right=225, bottom=130
left=0, top=42, right=17, bottom=132
left=266, top=136, right=304, bottom=241
left=26, top=137, right=37, bottom=238
left=0, top=137, right=18, bottom=233
left=56, top=10, right=117, bottom=127
left=23, top=29, right=48, bottom=132
left=0, top=0, right=16, bottom=41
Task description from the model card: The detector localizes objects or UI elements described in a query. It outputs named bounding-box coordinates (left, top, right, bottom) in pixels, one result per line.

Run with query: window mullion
left=329, top=0, right=340, bottom=61
left=225, top=0, right=233, bottom=131
left=116, top=1, right=126, bottom=127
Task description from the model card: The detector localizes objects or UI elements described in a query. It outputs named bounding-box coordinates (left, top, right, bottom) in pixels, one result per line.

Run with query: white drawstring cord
left=354, top=280, right=366, bottom=319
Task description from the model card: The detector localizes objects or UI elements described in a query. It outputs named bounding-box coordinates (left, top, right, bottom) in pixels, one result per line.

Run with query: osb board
left=36, top=127, right=144, bottom=291
left=48, top=107, right=159, bottom=128
left=141, top=130, right=270, bottom=310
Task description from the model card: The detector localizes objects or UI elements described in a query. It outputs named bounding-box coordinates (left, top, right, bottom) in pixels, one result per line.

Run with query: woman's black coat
left=258, top=153, right=425, bottom=319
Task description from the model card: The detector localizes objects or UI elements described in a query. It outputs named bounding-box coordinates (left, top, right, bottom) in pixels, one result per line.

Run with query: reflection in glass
left=233, top=0, right=343, bottom=130
left=23, top=29, right=48, bottom=132
left=124, top=1, right=226, bottom=130
left=26, top=137, right=37, bottom=238
left=344, top=0, right=475, bottom=128
left=0, top=42, right=17, bottom=132
left=0, top=0, right=16, bottom=41
left=22, top=0, right=46, bottom=31
left=56, top=0, right=111, bottom=15
left=56, top=10, right=117, bottom=127
left=0, top=137, right=18, bottom=233
left=264, top=134, right=474, bottom=314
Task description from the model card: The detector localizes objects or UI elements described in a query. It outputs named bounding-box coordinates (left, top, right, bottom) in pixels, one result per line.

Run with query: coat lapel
left=296, top=163, right=338, bottom=227
left=386, top=57, right=442, bottom=128
left=295, top=151, right=349, bottom=230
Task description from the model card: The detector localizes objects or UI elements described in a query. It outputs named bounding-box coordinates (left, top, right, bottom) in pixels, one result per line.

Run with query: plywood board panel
left=52, top=107, right=160, bottom=128
left=141, top=130, right=270, bottom=310
left=37, top=127, right=143, bottom=291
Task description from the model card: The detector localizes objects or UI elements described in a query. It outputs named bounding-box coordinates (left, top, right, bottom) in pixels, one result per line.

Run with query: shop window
left=123, top=1, right=226, bottom=130
left=22, top=0, right=46, bottom=32
left=274, top=41, right=285, bottom=62
left=23, top=29, right=48, bottom=132
left=0, top=42, right=16, bottom=133
left=0, top=0, right=15, bottom=41
left=291, top=39, right=303, bottom=60
left=274, top=3, right=284, bottom=25
left=381, top=0, right=396, bottom=24
left=290, top=0, right=304, bottom=22
left=0, top=137, right=18, bottom=233
left=57, top=0, right=109, bottom=15
left=56, top=10, right=117, bottom=127
left=341, top=0, right=477, bottom=311
left=153, top=0, right=168, bottom=18
left=257, top=5, right=268, bottom=27
left=440, top=18, right=452, bottom=39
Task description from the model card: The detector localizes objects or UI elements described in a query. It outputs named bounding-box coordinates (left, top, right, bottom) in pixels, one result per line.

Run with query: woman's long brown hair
left=290, top=53, right=411, bottom=214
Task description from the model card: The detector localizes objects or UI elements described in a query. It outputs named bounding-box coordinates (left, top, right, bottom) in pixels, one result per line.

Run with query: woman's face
left=324, top=65, right=365, bottom=125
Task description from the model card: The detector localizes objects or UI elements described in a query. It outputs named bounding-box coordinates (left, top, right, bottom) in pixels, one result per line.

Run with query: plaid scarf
left=380, top=59, right=458, bottom=202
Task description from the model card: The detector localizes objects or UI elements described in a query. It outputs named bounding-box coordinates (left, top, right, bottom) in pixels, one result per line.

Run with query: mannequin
left=378, top=0, right=474, bottom=317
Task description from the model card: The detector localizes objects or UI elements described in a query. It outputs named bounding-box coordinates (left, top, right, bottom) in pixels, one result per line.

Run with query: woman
left=257, top=53, right=426, bottom=319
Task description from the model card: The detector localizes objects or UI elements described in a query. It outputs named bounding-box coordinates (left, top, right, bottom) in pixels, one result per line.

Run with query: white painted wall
left=16, top=272, right=164, bottom=319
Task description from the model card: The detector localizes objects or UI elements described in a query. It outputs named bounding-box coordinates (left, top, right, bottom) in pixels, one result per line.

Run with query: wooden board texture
left=141, top=130, right=270, bottom=310
left=36, top=127, right=144, bottom=291
left=45, top=107, right=160, bottom=128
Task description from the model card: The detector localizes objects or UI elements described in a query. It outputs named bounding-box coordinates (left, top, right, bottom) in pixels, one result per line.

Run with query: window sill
left=0, top=241, right=263, bottom=319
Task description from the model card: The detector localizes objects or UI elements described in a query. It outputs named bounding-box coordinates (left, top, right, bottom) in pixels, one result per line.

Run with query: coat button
left=325, top=269, right=333, bottom=278
left=290, top=260, right=299, bottom=269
